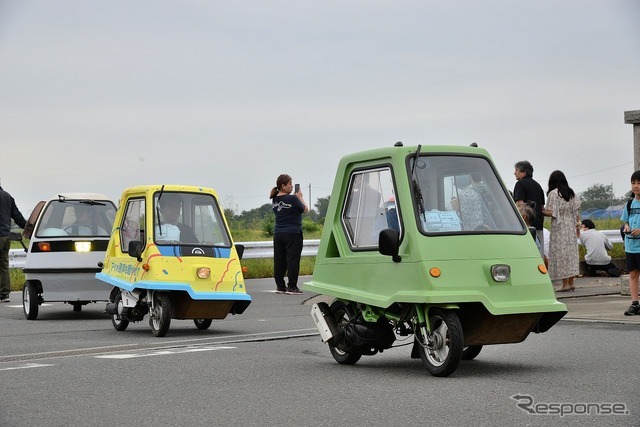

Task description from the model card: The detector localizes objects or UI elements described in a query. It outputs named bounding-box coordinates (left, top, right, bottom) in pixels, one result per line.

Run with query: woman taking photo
left=543, top=170, right=581, bottom=292
left=270, top=174, right=308, bottom=295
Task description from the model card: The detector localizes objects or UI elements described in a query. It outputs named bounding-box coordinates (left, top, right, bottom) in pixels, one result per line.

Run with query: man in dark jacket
left=0, top=184, right=27, bottom=302
left=513, top=160, right=545, bottom=257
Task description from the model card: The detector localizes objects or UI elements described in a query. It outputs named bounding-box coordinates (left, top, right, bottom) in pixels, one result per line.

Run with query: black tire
left=149, top=293, right=171, bottom=337
left=111, top=292, right=130, bottom=332
left=462, top=345, right=483, bottom=360
left=416, top=308, right=463, bottom=377
left=193, top=319, right=212, bottom=330
left=328, top=300, right=363, bottom=365
left=23, top=282, right=39, bottom=320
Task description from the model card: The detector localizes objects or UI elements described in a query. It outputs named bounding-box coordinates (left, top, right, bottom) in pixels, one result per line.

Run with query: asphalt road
left=0, top=277, right=637, bottom=426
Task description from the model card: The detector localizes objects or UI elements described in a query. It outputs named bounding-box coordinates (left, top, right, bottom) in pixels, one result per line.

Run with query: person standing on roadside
left=542, top=170, right=580, bottom=292
left=621, top=170, right=640, bottom=316
left=270, top=174, right=308, bottom=295
left=0, top=183, right=27, bottom=302
left=513, top=161, right=546, bottom=257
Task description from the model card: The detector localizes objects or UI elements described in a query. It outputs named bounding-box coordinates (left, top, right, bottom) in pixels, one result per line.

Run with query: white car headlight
left=491, top=264, right=510, bottom=282
left=74, top=241, right=91, bottom=252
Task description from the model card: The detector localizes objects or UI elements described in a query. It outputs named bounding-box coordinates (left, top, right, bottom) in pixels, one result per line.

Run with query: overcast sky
left=1, top=0, right=639, bottom=215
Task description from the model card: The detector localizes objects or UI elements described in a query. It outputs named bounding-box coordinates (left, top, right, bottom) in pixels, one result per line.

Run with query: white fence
left=8, top=240, right=322, bottom=269
left=8, top=230, right=623, bottom=269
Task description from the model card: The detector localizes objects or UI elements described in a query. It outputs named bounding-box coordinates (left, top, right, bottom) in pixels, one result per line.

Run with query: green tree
left=302, top=216, right=320, bottom=233
left=314, top=196, right=330, bottom=223
left=235, top=203, right=273, bottom=228
left=579, top=184, right=623, bottom=210
left=262, top=215, right=274, bottom=236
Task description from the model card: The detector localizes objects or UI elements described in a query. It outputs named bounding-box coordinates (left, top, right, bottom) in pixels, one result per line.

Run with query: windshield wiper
left=57, top=195, right=105, bottom=206
left=411, top=145, right=425, bottom=217
left=79, top=200, right=106, bottom=206
left=156, top=185, right=165, bottom=236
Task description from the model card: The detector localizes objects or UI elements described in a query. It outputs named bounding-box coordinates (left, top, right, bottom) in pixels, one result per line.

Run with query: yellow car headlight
left=197, top=267, right=211, bottom=279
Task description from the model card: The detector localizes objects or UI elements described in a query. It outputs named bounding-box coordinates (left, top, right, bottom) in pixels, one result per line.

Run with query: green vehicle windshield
left=412, top=154, right=524, bottom=234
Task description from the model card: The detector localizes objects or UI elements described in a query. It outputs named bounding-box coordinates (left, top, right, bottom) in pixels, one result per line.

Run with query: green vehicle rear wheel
left=462, top=345, right=483, bottom=360
left=328, top=300, right=363, bottom=365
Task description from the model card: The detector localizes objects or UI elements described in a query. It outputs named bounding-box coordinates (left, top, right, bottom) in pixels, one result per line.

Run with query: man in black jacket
left=0, top=184, right=27, bottom=302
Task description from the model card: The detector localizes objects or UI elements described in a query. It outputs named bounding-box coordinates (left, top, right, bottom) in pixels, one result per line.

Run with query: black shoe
left=0, top=296, right=9, bottom=303
left=286, top=287, right=303, bottom=295
left=624, top=303, right=640, bottom=316
left=275, top=288, right=287, bottom=294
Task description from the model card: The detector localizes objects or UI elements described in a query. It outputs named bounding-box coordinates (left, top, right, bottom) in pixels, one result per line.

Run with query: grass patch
left=241, top=257, right=315, bottom=280
left=10, top=269, right=24, bottom=292
left=9, top=239, right=28, bottom=291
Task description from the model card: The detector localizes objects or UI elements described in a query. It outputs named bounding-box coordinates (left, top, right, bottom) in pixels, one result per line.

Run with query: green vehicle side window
left=342, top=168, right=399, bottom=249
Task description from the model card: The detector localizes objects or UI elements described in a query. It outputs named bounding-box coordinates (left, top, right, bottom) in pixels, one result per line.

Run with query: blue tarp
left=582, top=207, right=624, bottom=220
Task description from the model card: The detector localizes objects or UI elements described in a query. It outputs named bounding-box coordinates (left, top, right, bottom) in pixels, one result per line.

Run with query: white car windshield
left=35, top=200, right=116, bottom=238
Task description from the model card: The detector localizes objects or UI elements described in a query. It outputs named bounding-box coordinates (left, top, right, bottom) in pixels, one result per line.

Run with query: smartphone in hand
left=294, top=184, right=300, bottom=194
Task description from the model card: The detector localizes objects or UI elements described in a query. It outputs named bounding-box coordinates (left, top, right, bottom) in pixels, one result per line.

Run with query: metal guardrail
left=592, top=229, right=623, bottom=245
left=238, top=239, right=321, bottom=259
left=8, top=239, right=322, bottom=269
left=8, top=231, right=623, bottom=269
left=9, top=248, right=27, bottom=269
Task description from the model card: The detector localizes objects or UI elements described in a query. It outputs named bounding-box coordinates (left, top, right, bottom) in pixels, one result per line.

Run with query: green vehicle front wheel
left=417, top=308, right=463, bottom=377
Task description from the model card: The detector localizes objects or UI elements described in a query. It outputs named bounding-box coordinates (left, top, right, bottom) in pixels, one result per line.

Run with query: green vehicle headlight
left=491, top=264, right=510, bottom=282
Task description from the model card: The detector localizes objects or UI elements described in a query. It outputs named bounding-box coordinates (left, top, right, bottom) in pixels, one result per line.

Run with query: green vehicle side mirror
left=379, top=229, right=401, bottom=263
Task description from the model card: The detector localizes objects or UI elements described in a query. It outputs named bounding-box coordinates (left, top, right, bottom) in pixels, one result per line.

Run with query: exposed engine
left=337, top=317, right=396, bottom=355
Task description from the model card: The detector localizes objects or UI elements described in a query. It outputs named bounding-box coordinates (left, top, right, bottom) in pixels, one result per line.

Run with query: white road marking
left=7, top=303, right=52, bottom=308
left=0, top=363, right=55, bottom=371
left=94, top=345, right=236, bottom=359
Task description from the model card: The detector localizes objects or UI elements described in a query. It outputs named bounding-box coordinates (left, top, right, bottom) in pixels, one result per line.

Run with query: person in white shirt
left=578, top=219, right=620, bottom=277
left=542, top=228, right=550, bottom=267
